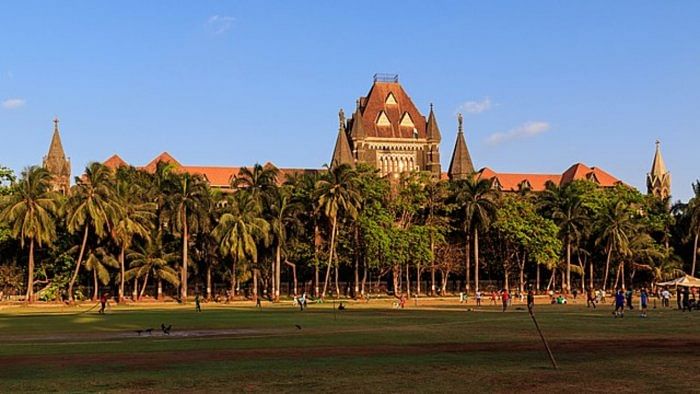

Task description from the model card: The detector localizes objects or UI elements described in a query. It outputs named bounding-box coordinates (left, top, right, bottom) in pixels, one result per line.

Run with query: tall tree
left=66, top=163, right=119, bottom=302
left=126, top=232, right=179, bottom=299
left=686, top=181, right=700, bottom=276
left=315, top=164, right=360, bottom=298
left=596, top=201, right=635, bottom=291
left=112, top=169, right=156, bottom=301
left=0, top=167, right=59, bottom=302
left=84, top=247, right=119, bottom=300
left=268, top=186, right=299, bottom=301
left=213, top=191, right=270, bottom=300
left=452, top=175, right=498, bottom=293
left=166, top=172, right=210, bottom=302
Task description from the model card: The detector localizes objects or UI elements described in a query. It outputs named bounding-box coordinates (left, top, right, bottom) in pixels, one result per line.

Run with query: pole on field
left=528, top=306, right=558, bottom=370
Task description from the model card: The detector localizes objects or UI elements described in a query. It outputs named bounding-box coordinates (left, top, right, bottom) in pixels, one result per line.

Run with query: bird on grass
left=145, top=328, right=153, bottom=336
left=161, top=323, right=172, bottom=335
left=294, top=324, right=302, bottom=330
left=135, top=329, right=143, bottom=336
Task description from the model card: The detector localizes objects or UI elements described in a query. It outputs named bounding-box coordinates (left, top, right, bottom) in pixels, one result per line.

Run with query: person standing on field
left=614, top=289, right=625, bottom=318
left=475, top=290, right=482, bottom=307
left=527, top=289, right=535, bottom=312
left=640, top=288, right=649, bottom=318
left=501, top=289, right=510, bottom=312
left=586, top=288, right=597, bottom=309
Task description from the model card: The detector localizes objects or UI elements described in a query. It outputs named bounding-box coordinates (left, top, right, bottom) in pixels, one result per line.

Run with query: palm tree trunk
left=92, top=269, right=98, bottom=301
left=566, top=241, right=571, bottom=293
left=465, top=234, right=471, bottom=293
left=231, top=259, right=237, bottom=295
left=26, top=239, right=35, bottom=303
left=313, top=224, right=320, bottom=297
left=334, top=265, right=340, bottom=298
left=536, top=264, right=541, bottom=292
left=353, top=226, right=359, bottom=299
left=285, top=260, right=298, bottom=296
left=68, top=226, right=90, bottom=302
left=275, top=244, right=281, bottom=301
left=692, top=232, right=698, bottom=276
left=474, top=228, right=480, bottom=293
left=361, top=263, right=368, bottom=297
left=206, top=264, right=212, bottom=300
left=322, top=217, right=337, bottom=298
left=158, top=279, right=163, bottom=300
left=589, top=258, right=594, bottom=290
left=252, top=268, right=259, bottom=301
left=603, top=246, right=612, bottom=292
left=405, top=263, right=411, bottom=298
left=620, top=263, right=625, bottom=290
left=119, top=247, right=126, bottom=302
left=140, top=272, right=149, bottom=299
left=181, top=207, right=188, bottom=303
left=416, top=266, right=421, bottom=298
left=132, top=278, right=138, bottom=300
left=430, top=236, right=436, bottom=296
left=314, top=264, right=319, bottom=297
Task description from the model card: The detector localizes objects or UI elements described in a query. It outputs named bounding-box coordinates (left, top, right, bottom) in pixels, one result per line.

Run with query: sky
left=1, top=1, right=698, bottom=201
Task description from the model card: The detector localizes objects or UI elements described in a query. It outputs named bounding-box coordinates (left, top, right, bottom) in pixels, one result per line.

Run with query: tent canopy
left=656, top=275, right=700, bottom=288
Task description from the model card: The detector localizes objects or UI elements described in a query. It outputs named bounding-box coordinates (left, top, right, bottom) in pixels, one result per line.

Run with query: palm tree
left=453, top=175, right=498, bottom=293
left=540, top=183, right=588, bottom=292
left=0, top=167, right=59, bottom=302
left=315, top=164, right=360, bottom=298
left=126, top=234, right=179, bottom=299
left=213, top=191, right=270, bottom=300
left=596, top=201, right=635, bottom=291
left=166, top=172, right=209, bottom=302
left=686, top=181, right=700, bottom=276
left=233, top=163, right=279, bottom=208
left=268, top=186, right=299, bottom=301
left=84, top=247, right=119, bottom=300
left=66, top=162, right=120, bottom=302
left=112, top=170, right=156, bottom=301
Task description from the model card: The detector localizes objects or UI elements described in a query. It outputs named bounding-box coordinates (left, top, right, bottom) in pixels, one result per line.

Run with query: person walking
left=195, top=294, right=202, bottom=312
left=640, top=288, right=649, bottom=318
left=298, top=292, right=306, bottom=311
left=625, top=288, right=634, bottom=310
left=682, top=287, right=691, bottom=312
left=501, top=289, right=510, bottom=312
left=586, top=288, right=597, bottom=309
left=527, top=289, right=535, bottom=312
left=99, top=292, right=109, bottom=314
left=661, top=288, right=670, bottom=308
left=614, top=289, right=625, bottom=318
left=475, top=290, right=482, bottom=307
left=676, top=287, right=682, bottom=310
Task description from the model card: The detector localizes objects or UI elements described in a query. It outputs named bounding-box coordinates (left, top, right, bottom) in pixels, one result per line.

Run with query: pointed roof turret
left=43, top=117, right=71, bottom=194
left=47, top=117, right=67, bottom=162
left=349, top=100, right=365, bottom=140
left=647, top=140, right=671, bottom=199
left=331, top=109, right=354, bottom=168
left=426, top=103, right=441, bottom=142
left=447, top=113, right=475, bottom=180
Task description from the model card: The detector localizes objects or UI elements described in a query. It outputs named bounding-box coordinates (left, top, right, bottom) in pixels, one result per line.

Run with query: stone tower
left=43, top=118, right=71, bottom=194
left=447, top=113, right=475, bottom=180
left=646, top=140, right=671, bottom=199
left=331, top=74, right=442, bottom=177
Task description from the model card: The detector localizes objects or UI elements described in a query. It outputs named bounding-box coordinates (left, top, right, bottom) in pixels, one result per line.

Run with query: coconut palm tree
left=686, top=181, right=700, bottom=276
left=112, top=170, right=156, bottom=302
left=66, top=162, right=120, bottom=302
left=233, top=163, right=279, bottom=208
left=126, top=234, right=179, bottom=300
left=452, top=175, right=498, bottom=293
left=540, top=183, right=588, bottom=292
left=213, top=191, right=270, bottom=300
left=0, top=166, right=59, bottom=302
left=268, top=186, right=300, bottom=301
left=596, top=201, right=635, bottom=291
left=315, top=164, right=360, bottom=298
left=84, top=247, right=119, bottom=300
left=165, top=172, right=210, bottom=302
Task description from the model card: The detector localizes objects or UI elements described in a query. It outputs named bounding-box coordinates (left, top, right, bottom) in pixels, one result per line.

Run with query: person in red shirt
left=501, top=289, right=510, bottom=312
left=99, top=293, right=108, bottom=314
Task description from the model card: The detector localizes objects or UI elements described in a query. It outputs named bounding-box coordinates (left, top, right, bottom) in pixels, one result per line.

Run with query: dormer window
left=385, top=92, right=397, bottom=105
left=376, top=111, right=391, bottom=126
left=400, top=112, right=414, bottom=128
left=586, top=172, right=600, bottom=184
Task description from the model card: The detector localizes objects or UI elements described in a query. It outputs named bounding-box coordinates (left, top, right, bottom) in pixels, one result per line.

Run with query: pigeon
left=294, top=324, right=302, bottom=330
left=145, top=328, right=153, bottom=336
left=161, top=323, right=172, bottom=335
left=135, top=330, right=143, bottom=336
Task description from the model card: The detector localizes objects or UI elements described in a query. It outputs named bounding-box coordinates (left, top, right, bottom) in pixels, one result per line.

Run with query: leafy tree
left=452, top=175, right=498, bottom=293
left=126, top=233, right=179, bottom=299
left=596, top=201, right=635, bottom=290
left=66, top=163, right=120, bottom=302
left=84, top=247, right=119, bottom=300
left=0, top=167, right=59, bottom=302
left=268, top=186, right=299, bottom=301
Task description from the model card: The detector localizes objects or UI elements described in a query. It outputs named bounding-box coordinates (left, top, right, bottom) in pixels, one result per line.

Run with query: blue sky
left=1, top=1, right=698, bottom=201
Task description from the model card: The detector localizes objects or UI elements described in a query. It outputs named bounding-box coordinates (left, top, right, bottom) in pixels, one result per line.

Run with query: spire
left=646, top=140, right=671, bottom=199
left=448, top=113, right=475, bottom=180
left=47, top=117, right=66, bottom=161
left=43, top=117, right=71, bottom=194
left=426, top=103, right=441, bottom=142
left=331, top=109, right=354, bottom=168
left=349, top=105, right=365, bottom=140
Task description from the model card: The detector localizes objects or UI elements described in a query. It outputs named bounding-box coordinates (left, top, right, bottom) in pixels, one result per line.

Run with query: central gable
left=357, top=82, right=427, bottom=139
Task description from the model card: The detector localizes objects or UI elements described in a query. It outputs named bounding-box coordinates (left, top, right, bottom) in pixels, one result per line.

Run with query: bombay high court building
left=43, top=74, right=672, bottom=198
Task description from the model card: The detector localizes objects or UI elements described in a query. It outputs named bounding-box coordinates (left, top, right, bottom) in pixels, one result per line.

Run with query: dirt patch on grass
left=1, top=338, right=698, bottom=371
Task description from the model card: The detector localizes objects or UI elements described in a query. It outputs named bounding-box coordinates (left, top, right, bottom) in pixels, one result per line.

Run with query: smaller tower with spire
left=646, top=140, right=671, bottom=199
left=330, top=109, right=354, bottom=168
left=448, top=113, right=475, bottom=180
left=43, top=117, right=71, bottom=194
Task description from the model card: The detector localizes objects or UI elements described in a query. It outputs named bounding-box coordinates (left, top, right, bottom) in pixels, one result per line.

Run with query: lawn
left=0, top=298, right=698, bottom=392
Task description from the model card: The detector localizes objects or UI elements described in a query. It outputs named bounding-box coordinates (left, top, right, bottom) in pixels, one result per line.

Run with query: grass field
left=0, top=298, right=698, bottom=393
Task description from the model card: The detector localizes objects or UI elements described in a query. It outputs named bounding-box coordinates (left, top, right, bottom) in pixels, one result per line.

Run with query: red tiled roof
left=143, top=152, right=181, bottom=172
left=103, top=154, right=128, bottom=169
left=475, top=163, right=622, bottom=192
left=357, top=82, right=427, bottom=139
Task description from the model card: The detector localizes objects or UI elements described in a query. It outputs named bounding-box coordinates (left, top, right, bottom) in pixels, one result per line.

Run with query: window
left=385, top=92, right=397, bottom=105
left=376, top=111, right=391, bottom=126
left=400, top=112, right=414, bottom=128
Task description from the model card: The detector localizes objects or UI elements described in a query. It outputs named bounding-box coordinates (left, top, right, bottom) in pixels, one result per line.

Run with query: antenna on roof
left=373, top=73, right=399, bottom=83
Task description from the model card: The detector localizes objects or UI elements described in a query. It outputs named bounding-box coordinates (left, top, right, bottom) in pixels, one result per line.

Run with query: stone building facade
left=43, top=118, right=71, bottom=194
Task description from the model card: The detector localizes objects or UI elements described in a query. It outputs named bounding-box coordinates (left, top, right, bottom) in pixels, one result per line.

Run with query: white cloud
left=2, top=98, right=26, bottom=110
left=207, top=15, right=235, bottom=35
left=457, top=97, right=492, bottom=114
left=486, top=121, right=551, bottom=145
